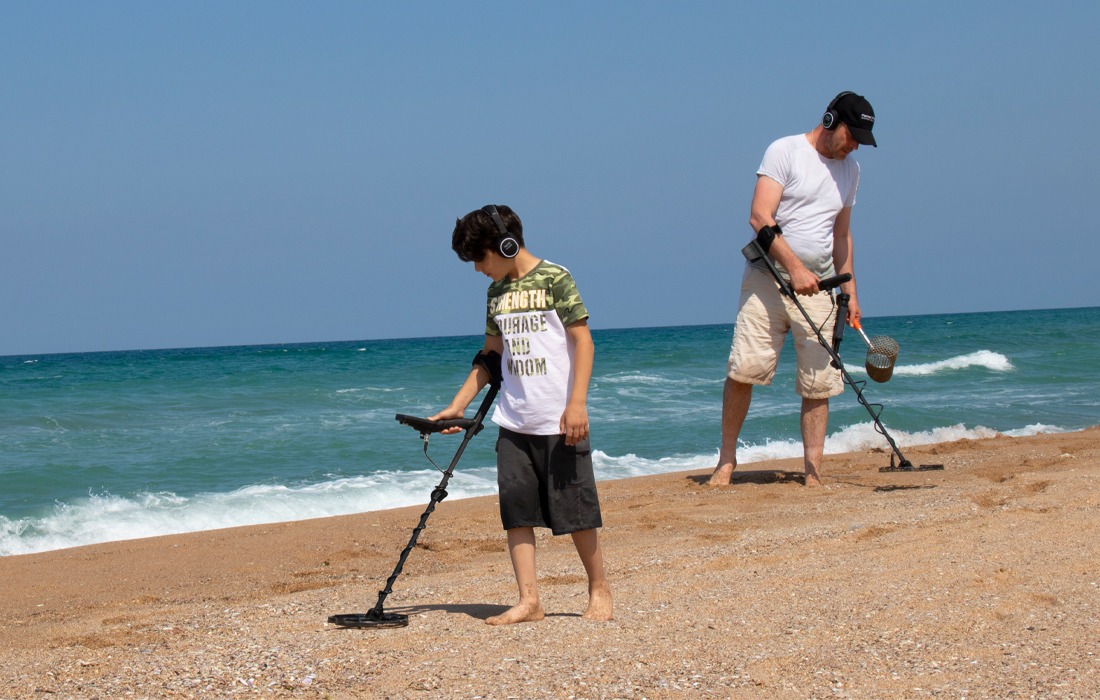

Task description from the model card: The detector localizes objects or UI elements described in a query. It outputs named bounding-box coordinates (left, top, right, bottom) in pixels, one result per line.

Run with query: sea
left=2, top=306, right=1098, bottom=557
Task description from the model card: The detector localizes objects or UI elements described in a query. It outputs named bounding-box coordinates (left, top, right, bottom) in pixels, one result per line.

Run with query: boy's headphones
left=482, top=205, right=519, bottom=258
left=821, top=91, right=856, bottom=130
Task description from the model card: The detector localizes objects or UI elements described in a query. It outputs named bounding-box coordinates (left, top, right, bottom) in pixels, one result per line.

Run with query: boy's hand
left=560, top=403, right=589, bottom=446
left=428, top=406, right=466, bottom=435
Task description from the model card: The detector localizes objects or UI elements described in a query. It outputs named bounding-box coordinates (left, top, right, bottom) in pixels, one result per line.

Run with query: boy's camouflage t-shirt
left=485, top=260, right=589, bottom=435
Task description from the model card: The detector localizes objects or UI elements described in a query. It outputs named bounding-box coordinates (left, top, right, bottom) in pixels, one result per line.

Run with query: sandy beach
left=2, top=427, right=1098, bottom=699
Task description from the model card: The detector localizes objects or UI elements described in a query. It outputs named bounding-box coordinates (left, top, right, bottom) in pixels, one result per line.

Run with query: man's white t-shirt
left=753, top=134, right=860, bottom=279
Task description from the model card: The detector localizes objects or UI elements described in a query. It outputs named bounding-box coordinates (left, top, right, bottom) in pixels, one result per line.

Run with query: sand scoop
left=853, top=320, right=899, bottom=383
left=327, top=382, right=499, bottom=629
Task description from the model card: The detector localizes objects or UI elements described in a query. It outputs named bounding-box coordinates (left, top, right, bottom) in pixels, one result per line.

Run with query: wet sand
left=2, top=427, right=1098, bottom=698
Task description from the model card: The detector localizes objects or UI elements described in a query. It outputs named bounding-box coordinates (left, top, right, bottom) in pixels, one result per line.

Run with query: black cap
left=832, top=92, right=877, bottom=147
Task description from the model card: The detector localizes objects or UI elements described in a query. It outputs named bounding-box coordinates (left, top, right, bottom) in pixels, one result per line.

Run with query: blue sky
left=2, top=1, right=1097, bottom=356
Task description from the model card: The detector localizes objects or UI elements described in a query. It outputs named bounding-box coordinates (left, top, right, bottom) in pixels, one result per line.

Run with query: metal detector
left=327, top=382, right=499, bottom=629
left=741, top=240, right=943, bottom=473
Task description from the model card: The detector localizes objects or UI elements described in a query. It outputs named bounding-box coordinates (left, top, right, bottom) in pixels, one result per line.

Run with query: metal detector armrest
left=741, top=240, right=765, bottom=262
left=395, top=414, right=478, bottom=435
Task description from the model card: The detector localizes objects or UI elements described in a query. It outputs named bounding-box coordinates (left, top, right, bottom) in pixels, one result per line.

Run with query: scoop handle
left=851, top=320, right=875, bottom=349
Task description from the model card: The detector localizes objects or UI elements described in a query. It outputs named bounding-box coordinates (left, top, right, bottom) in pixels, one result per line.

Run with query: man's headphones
left=482, top=205, right=520, bottom=259
left=821, top=91, right=856, bottom=130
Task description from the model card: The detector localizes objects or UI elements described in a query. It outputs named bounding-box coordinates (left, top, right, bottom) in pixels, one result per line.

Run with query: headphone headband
left=822, top=91, right=857, bottom=130
left=481, top=205, right=520, bottom=259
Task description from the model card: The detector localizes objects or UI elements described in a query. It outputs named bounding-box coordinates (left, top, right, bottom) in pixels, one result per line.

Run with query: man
left=708, top=91, right=876, bottom=487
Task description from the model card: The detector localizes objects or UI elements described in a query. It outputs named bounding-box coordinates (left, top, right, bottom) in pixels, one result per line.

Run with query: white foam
left=824, top=421, right=1000, bottom=451
left=0, top=467, right=498, bottom=556
left=1001, top=423, right=1067, bottom=438
left=599, top=372, right=701, bottom=387
left=849, top=350, right=1014, bottom=377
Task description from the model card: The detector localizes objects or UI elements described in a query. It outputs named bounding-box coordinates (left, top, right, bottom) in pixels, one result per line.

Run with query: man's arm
left=560, top=320, right=593, bottom=446
left=831, top=207, right=861, bottom=326
left=749, top=175, right=820, bottom=295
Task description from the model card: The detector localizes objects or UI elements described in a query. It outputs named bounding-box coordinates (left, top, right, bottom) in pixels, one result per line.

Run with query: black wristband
left=472, top=349, right=503, bottom=389
left=755, top=224, right=783, bottom=253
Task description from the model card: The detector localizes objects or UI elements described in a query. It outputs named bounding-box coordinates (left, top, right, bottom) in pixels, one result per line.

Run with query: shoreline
left=2, top=427, right=1098, bottom=698
left=4, top=423, right=1086, bottom=559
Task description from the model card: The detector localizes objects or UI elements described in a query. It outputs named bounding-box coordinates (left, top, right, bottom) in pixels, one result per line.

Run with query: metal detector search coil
left=327, top=385, right=500, bottom=630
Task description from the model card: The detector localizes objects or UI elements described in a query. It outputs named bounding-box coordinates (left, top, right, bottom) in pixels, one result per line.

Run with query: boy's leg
left=570, top=528, right=613, bottom=621
left=486, top=527, right=545, bottom=626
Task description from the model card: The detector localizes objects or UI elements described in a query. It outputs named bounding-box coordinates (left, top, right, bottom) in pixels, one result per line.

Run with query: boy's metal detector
left=327, top=383, right=499, bottom=629
left=741, top=239, right=942, bottom=473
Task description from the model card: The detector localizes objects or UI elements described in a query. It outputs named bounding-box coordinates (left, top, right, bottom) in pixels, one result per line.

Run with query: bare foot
left=707, top=462, right=735, bottom=486
left=803, top=468, right=822, bottom=487
left=485, top=601, right=545, bottom=626
left=582, top=581, right=613, bottom=621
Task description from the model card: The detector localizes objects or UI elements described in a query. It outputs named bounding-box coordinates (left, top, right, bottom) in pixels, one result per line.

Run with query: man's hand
left=788, top=265, right=821, bottom=296
left=846, top=297, right=862, bottom=329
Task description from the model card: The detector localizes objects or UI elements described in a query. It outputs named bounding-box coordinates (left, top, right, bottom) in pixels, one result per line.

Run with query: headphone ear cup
left=821, top=91, right=855, bottom=131
left=482, top=205, right=519, bottom=258
left=499, top=237, right=519, bottom=258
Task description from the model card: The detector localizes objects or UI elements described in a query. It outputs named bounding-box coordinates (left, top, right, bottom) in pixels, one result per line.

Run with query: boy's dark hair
left=452, top=204, right=524, bottom=262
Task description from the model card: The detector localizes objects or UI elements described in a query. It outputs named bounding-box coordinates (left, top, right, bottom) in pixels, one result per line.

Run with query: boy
left=429, top=204, right=612, bottom=625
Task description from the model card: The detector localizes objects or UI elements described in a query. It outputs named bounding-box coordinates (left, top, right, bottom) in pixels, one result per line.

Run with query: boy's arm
left=429, top=334, right=504, bottom=427
left=560, top=320, right=594, bottom=446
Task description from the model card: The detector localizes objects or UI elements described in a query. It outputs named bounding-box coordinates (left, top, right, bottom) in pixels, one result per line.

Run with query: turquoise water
left=2, top=306, right=1098, bottom=555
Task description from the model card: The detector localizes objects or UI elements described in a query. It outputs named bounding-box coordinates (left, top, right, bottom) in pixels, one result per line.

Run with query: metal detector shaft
left=368, top=383, right=499, bottom=618
left=741, top=240, right=934, bottom=472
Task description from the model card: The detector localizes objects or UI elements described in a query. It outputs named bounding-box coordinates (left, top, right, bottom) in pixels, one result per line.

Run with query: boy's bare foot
left=485, top=601, right=545, bottom=626
left=707, top=462, right=735, bottom=486
left=582, top=581, right=613, bottom=621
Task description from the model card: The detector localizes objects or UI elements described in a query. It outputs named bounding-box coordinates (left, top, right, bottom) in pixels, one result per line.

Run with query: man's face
left=823, top=123, right=861, bottom=160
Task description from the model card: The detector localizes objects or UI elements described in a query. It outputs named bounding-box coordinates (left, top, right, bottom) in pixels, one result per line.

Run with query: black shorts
left=496, top=427, right=603, bottom=536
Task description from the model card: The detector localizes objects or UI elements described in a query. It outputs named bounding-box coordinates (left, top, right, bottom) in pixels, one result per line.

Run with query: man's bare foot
left=582, top=581, right=613, bottom=621
left=707, top=462, right=735, bottom=486
left=485, top=601, right=545, bottom=626
left=803, top=468, right=822, bottom=487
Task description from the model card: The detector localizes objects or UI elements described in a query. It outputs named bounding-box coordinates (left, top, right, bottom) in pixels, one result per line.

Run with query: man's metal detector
left=741, top=239, right=942, bottom=473
left=327, top=383, right=499, bottom=629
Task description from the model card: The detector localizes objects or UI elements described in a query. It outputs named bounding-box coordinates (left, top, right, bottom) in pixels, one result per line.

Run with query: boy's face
left=474, top=250, right=514, bottom=281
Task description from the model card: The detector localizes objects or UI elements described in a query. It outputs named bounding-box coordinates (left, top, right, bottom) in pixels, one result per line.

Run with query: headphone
left=822, top=91, right=856, bottom=130
left=482, top=205, right=520, bottom=259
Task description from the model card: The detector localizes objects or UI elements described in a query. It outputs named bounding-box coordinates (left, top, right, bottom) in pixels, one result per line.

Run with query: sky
left=2, top=1, right=1098, bottom=356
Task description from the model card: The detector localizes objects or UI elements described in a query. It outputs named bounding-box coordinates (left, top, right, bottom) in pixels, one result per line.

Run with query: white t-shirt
left=485, top=260, right=589, bottom=435
left=753, top=133, right=860, bottom=278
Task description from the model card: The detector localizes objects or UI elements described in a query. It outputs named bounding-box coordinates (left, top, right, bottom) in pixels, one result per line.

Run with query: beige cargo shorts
left=726, top=266, right=844, bottom=399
